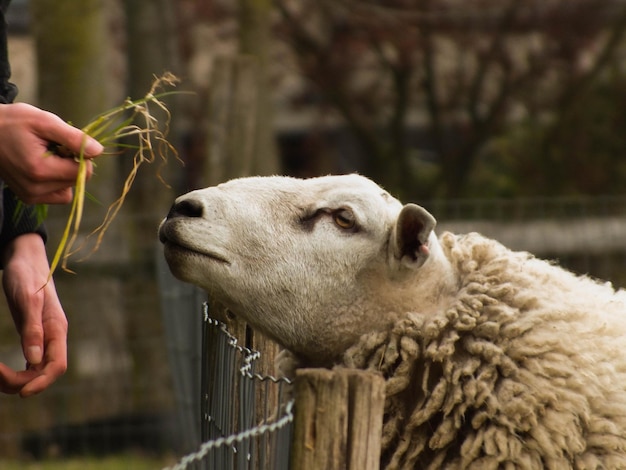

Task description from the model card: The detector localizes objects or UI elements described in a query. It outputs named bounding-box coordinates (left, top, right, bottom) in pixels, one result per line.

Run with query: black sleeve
left=0, top=2, right=46, bottom=259
left=0, top=2, right=17, bottom=104
left=0, top=185, right=47, bottom=253
left=0, top=2, right=46, bottom=261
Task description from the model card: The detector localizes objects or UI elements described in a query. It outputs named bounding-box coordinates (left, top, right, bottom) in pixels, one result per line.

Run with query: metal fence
left=164, top=305, right=293, bottom=470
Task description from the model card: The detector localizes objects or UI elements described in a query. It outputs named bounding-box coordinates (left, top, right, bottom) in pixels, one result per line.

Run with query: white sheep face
left=159, top=174, right=449, bottom=363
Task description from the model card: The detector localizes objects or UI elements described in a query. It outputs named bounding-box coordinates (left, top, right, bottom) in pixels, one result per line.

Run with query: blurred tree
left=124, top=0, right=183, bottom=251
left=31, top=0, right=109, bottom=125
left=239, top=0, right=280, bottom=176
left=476, top=70, right=626, bottom=197
left=276, top=0, right=626, bottom=199
left=30, top=0, right=120, bottom=208
left=123, top=0, right=184, bottom=410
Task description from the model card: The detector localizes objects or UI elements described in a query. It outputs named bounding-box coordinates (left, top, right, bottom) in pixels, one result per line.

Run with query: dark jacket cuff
left=0, top=186, right=47, bottom=250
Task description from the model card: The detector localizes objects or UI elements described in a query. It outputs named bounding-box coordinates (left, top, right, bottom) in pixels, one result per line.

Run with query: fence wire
left=164, top=303, right=293, bottom=470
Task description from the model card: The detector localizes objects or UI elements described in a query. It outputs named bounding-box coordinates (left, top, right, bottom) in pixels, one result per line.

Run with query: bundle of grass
left=38, top=72, right=181, bottom=281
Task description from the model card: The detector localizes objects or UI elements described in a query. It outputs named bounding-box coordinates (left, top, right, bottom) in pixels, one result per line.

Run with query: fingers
left=12, top=159, right=90, bottom=205
left=2, top=299, right=68, bottom=397
left=0, top=237, right=68, bottom=397
left=19, top=353, right=67, bottom=398
left=18, top=284, right=69, bottom=397
left=30, top=148, right=94, bottom=182
left=2, top=258, right=45, bottom=366
left=0, top=358, right=66, bottom=397
left=0, top=103, right=102, bottom=205
left=18, top=323, right=68, bottom=397
left=29, top=187, right=74, bottom=205
left=0, top=362, right=39, bottom=394
left=34, top=108, right=103, bottom=158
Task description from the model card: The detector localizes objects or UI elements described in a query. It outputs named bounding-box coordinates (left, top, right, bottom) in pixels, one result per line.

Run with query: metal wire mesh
left=164, top=303, right=293, bottom=470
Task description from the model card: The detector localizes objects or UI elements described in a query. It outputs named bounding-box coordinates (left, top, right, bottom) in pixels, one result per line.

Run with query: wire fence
left=165, top=304, right=293, bottom=470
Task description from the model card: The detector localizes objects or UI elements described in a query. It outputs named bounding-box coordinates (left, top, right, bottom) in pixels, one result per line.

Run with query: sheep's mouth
left=163, top=240, right=231, bottom=265
left=159, top=226, right=231, bottom=265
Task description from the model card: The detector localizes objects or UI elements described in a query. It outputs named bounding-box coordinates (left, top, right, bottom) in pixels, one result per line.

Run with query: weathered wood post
left=291, top=368, right=385, bottom=470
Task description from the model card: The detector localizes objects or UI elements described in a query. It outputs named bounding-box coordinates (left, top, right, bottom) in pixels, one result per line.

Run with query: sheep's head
left=159, top=175, right=453, bottom=364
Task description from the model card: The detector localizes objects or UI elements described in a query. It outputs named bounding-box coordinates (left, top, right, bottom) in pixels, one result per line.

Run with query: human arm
left=0, top=102, right=103, bottom=205
left=0, top=233, right=67, bottom=397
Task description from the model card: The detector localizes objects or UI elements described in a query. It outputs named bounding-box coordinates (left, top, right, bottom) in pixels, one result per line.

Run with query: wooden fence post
left=291, top=368, right=385, bottom=470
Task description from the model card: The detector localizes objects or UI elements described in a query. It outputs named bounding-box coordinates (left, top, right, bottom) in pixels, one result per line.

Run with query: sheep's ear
left=390, top=204, right=436, bottom=269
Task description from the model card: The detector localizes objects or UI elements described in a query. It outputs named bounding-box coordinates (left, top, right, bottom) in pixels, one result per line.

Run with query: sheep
left=159, top=174, right=626, bottom=469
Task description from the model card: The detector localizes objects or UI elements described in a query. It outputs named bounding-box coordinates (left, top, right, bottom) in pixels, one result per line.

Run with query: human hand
left=0, top=102, right=103, bottom=205
left=0, top=233, right=68, bottom=397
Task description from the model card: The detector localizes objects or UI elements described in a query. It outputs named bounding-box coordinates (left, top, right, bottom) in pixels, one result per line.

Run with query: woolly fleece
left=344, top=231, right=626, bottom=469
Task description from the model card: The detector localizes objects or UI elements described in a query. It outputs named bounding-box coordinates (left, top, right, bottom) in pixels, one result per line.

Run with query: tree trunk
left=123, top=0, right=183, bottom=410
left=31, top=0, right=108, bottom=125
left=124, top=0, right=183, bottom=257
left=238, top=0, right=280, bottom=176
left=30, top=0, right=116, bottom=206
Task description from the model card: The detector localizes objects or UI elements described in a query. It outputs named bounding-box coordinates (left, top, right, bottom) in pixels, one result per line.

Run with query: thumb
left=37, top=112, right=104, bottom=157
left=24, top=344, right=43, bottom=366
left=57, top=129, right=103, bottom=158
left=20, top=311, right=44, bottom=366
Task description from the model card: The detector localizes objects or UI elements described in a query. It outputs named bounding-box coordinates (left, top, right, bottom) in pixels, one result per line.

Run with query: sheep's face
left=159, top=175, right=450, bottom=363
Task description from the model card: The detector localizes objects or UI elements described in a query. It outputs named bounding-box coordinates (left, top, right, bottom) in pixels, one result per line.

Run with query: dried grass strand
left=45, top=72, right=182, bottom=282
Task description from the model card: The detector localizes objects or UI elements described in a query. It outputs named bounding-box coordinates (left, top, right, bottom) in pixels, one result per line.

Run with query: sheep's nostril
left=167, top=198, right=204, bottom=219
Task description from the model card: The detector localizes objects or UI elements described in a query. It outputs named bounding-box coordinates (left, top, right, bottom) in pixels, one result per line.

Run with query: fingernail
left=26, top=346, right=42, bottom=365
left=85, top=138, right=104, bottom=156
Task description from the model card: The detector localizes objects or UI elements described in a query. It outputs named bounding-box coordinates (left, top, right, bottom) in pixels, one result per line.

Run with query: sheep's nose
left=167, top=198, right=204, bottom=219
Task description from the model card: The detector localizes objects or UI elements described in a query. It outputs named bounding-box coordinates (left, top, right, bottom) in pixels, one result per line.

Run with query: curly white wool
left=345, top=232, right=626, bottom=468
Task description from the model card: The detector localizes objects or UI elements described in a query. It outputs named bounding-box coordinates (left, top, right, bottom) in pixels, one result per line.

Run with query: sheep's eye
left=333, top=209, right=356, bottom=230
